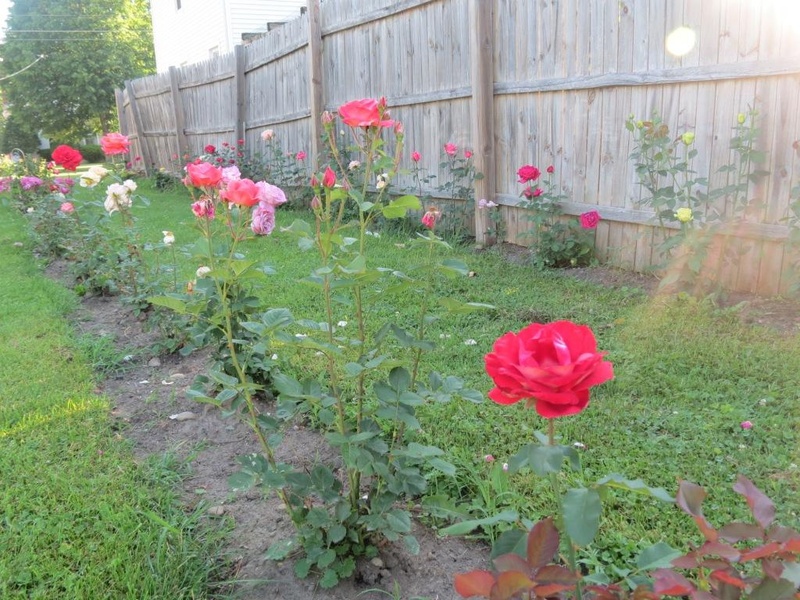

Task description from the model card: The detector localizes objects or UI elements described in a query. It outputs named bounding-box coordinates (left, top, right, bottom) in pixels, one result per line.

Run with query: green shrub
left=78, top=144, right=104, bottom=163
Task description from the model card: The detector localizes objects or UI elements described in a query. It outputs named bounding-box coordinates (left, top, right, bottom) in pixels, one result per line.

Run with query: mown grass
left=0, top=205, right=230, bottom=599
left=39, top=177, right=800, bottom=574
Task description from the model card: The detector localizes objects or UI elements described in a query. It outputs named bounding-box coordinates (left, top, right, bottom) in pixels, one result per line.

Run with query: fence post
left=124, top=80, right=151, bottom=175
left=234, top=44, right=247, bottom=146
left=307, top=0, right=324, bottom=168
left=169, top=66, right=189, bottom=160
left=470, top=0, right=495, bottom=246
left=114, top=88, right=128, bottom=136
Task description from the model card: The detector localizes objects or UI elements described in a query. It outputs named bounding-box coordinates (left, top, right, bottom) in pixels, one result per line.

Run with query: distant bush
left=78, top=144, right=104, bottom=163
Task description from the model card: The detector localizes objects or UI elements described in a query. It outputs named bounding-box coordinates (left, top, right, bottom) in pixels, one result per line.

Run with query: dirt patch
left=50, top=264, right=488, bottom=600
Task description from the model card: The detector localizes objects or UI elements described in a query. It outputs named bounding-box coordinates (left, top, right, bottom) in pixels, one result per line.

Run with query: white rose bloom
left=104, top=195, right=119, bottom=214
left=196, top=266, right=212, bottom=278
left=162, top=231, right=175, bottom=246
left=79, top=171, right=101, bottom=188
left=348, top=160, right=360, bottom=170
left=123, top=179, right=137, bottom=192
left=89, top=165, right=109, bottom=178
left=376, top=180, right=386, bottom=190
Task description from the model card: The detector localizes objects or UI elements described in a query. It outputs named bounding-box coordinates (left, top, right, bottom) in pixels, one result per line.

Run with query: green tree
left=0, top=0, right=155, bottom=142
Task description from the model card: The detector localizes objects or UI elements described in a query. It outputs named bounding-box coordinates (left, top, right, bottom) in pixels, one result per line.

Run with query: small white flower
left=26, top=207, right=34, bottom=213
left=348, top=160, right=360, bottom=170
left=271, top=353, right=278, bottom=360
left=294, top=333, right=307, bottom=339
left=376, top=180, right=386, bottom=190
left=439, top=333, right=451, bottom=339
left=738, top=444, right=747, bottom=450
left=758, top=398, right=768, bottom=406
left=162, top=230, right=175, bottom=246
left=573, top=442, right=586, bottom=450
left=790, top=463, right=798, bottom=470
left=502, top=463, right=509, bottom=472
left=464, top=339, right=478, bottom=346
left=195, top=266, right=211, bottom=278
left=315, top=351, right=323, bottom=356
left=337, top=320, right=348, bottom=327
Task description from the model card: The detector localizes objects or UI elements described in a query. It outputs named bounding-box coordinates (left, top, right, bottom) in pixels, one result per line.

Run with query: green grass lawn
left=6, top=175, right=800, bottom=591
left=0, top=203, right=228, bottom=599
left=120, top=179, right=800, bottom=555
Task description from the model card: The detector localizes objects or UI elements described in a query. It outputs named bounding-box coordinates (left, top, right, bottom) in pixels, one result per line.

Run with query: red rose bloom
left=100, top=132, right=130, bottom=156
left=485, top=321, right=614, bottom=418
left=546, top=165, right=555, bottom=174
left=517, top=165, right=541, bottom=183
left=411, top=151, right=421, bottom=162
left=580, top=210, right=601, bottom=229
left=338, top=98, right=394, bottom=128
left=51, top=145, right=83, bottom=171
left=220, top=178, right=260, bottom=206
left=204, top=144, right=216, bottom=154
left=186, top=162, right=223, bottom=188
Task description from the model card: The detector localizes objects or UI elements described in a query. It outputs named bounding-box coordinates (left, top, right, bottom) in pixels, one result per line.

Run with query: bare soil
left=46, top=251, right=800, bottom=600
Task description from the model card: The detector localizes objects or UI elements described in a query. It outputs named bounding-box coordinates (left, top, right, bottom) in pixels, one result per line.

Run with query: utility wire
left=0, top=54, right=45, bottom=82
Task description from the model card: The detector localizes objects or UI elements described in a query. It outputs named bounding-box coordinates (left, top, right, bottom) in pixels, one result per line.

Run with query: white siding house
left=149, top=0, right=308, bottom=72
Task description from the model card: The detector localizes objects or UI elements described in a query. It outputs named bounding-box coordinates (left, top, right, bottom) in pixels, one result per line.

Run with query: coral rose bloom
left=100, top=132, right=130, bottom=156
left=485, top=321, right=614, bottom=418
left=339, top=98, right=394, bottom=128
left=220, top=178, right=260, bottom=206
left=186, top=162, right=223, bottom=188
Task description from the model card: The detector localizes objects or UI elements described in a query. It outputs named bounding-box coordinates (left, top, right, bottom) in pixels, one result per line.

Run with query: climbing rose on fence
left=219, top=178, right=260, bottom=207
left=51, top=145, right=83, bottom=171
left=517, top=165, right=541, bottom=183
left=411, top=151, right=421, bottom=162
left=421, top=206, right=441, bottom=229
left=444, top=142, right=458, bottom=157
left=484, top=320, right=614, bottom=418
left=338, top=97, right=394, bottom=128
left=186, top=162, right=223, bottom=188
left=580, top=210, right=601, bottom=229
left=204, top=144, right=216, bottom=154
left=100, top=132, right=130, bottom=156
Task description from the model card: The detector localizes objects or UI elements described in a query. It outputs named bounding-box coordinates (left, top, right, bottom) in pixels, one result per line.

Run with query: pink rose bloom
left=221, top=165, right=241, bottom=184
left=444, top=142, right=457, bottom=157
left=741, top=421, right=753, bottom=430
left=546, top=165, right=555, bottom=174
left=580, top=210, right=601, bottom=229
left=322, top=166, right=336, bottom=188
left=204, top=144, right=216, bottom=154
left=255, top=181, right=287, bottom=206
left=421, top=207, right=441, bottom=229
left=532, top=188, right=543, bottom=197
left=0, top=177, right=11, bottom=193
left=20, top=176, right=43, bottom=190
left=464, top=150, right=473, bottom=159
left=220, top=178, right=260, bottom=207
left=186, top=162, right=223, bottom=188
left=338, top=98, right=394, bottom=128
left=100, top=132, right=130, bottom=156
left=296, top=151, right=306, bottom=161
left=484, top=454, right=495, bottom=463
left=517, top=165, right=541, bottom=183
left=411, top=151, right=421, bottom=162
left=251, top=203, right=276, bottom=235
left=191, top=198, right=215, bottom=219
left=53, top=177, right=74, bottom=194
left=478, top=198, right=498, bottom=209
left=60, top=201, right=75, bottom=213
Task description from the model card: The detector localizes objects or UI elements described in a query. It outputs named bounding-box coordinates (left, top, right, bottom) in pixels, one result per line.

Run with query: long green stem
left=546, top=420, right=583, bottom=600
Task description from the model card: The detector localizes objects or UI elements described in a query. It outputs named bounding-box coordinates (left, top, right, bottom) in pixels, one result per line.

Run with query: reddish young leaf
left=733, top=475, right=775, bottom=530
left=762, top=558, right=785, bottom=580
left=711, top=569, right=747, bottom=589
left=690, top=590, right=718, bottom=600
left=534, top=564, right=579, bottom=587
left=492, top=571, right=535, bottom=600
left=672, top=553, right=701, bottom=569
left=781, top=538, right=800, bottom=553
left=698, top=540, right=741, bottom=561
left=768, top=525, right=800, bottom=544
left=492, top=553, right=530, bottom=574
left=677, top=481, right=719, bottom=542
left=719, top=522, right=765, bottom=542
left=653, top=569, right=696, bottom=596
left=454, top=570, right=495, bottom=598
left=526, top=517, right=560, bottom=569
left=739, top=542, right=782, bottom=562
left=699, top=559, right=735, bottom=571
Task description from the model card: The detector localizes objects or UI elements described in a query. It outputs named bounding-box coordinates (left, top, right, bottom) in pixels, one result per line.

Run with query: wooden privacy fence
left=117, top=0, right=800, bottom=295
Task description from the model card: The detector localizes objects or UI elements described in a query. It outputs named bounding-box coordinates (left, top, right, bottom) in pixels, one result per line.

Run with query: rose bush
left=484, top=320, right=614, bottom=418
